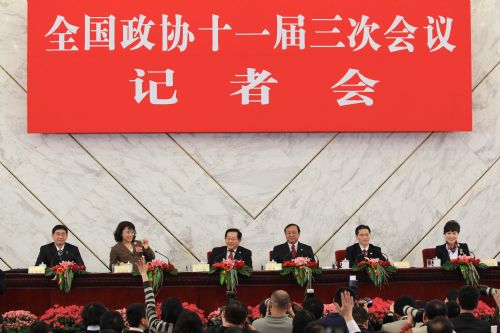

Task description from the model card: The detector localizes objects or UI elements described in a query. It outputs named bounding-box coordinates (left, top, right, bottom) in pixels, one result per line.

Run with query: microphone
left=314, top=254, right=320, bottom=267
left=154, top=250, right=171, bottom=264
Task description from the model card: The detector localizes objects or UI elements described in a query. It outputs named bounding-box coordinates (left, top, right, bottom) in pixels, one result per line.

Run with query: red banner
left=28, top=0, right=471, bottom=132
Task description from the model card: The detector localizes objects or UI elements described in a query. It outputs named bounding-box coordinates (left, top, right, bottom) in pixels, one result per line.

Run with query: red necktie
left=228, top=249, right=234, bottom=260
left=291, top=244, right=297, bottom=258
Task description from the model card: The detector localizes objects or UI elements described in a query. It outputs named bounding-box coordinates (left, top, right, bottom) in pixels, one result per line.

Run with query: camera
left=403, top=305, right=424, bottom=323
left=359, top=297, right=373, bottom=308
left=479, top=284, right=498, bottom=296
left=226, top=291, right=237, bottom=301
left=305, top=288, right=315, bottom=299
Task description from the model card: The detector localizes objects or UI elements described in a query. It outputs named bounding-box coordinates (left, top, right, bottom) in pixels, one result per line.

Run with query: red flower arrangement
left=443, top=256, right=487, bottom=287
left=39, top=305, right=83, bottom=333
left=281, top=257, right=322, bottom=288
left=210, top=259, right=251, bottom=292
left=146, top=259, right=178, bottom=294
left=353, top=258, right=396, bottom=288
left=3, top=310, right=38, bottom=333
left=473, top=300, right=495, bottom=321
left=45, top=261, right=86, bottom=293
left=367, top=297, right=394, bottom=329
left=182, top=302, right=208, bottom=324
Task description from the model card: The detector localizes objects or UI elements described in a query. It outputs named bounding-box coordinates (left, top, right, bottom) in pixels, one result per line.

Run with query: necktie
left=361, top=249, right=368, bottom=258
left=57, top=249, right=63, bottom=258
left=228, top=249, right=234, bottom=260
left=291, top=244, right=297, bottom=258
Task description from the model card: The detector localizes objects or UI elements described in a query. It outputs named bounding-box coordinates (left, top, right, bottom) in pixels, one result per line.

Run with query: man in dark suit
left=208, top=228, right=252, bottom=268
left=451, top=286, right=490, bottom=333
left=346, top=225, right=385, bottom=267
left=272, top=224, right=314, bottom=263
left=35, top=225, right=84, bottom=267
left=435, top=220, right=470, bottom=265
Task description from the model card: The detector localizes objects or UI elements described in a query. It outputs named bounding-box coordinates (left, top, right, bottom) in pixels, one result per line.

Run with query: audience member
left=205, top=300, right=257, bottom=333
left=446, top=301, right=460, bottom=319
left=173, top=311, right=203, bottom=333
left=427, top=316, right=453, bottom=333
left=292, top=310, right=316, bottom=333
left=411, top=300, right=448, bottom=333
left=125, top=303, right=148, bottom=333
left=381, top=295, right=416, bottom=333
left=451, top=286, right=490, bottom=333
left=82, top=302, right=107, bottom=333
left=161, top=298, right=184, bottom=324
left=352, top=307, right=370, bottom=333
left=253, top=290, right=293, bottom=333
left=100, top=311, right=125, bottom=333
left=302, top=298, right=325, bottom=320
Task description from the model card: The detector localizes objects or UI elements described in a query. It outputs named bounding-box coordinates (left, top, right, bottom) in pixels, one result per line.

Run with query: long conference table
left=1, top=267, right=499, bottom=315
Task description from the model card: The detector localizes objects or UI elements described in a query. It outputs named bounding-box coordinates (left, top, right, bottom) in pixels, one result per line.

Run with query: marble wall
left=0, top=0, right=499, bottom=273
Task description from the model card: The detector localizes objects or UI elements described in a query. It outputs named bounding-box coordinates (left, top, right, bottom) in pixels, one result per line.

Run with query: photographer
left=381, top=295, right=418, bottom=333
left=252, top=290, right=293, bottom=333
left=408, top=300, right=448, bottom=333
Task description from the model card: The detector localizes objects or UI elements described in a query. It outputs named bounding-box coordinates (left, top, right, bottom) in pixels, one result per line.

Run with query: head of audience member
left=355, top=225, right=371, bottom=248
left=222, top=300, right=249, bottom=328
left=292, top=310, right=316, bottom=333
left=352, top=307, right=369, bottom=329
left=100, top=310, right=124, bottom=333
left=258, top=300, right=268, bottom=318
left=161, top=297, right=184, bottom=323
left=443, top=220, right=460, bottom=246
left=114, top=221, right=136, bottom=244
left=302, top=297, right=324, bottom=320
left=457, top=285, right=480, bottom=312
left=333, top=287, right=355, bottom=308
left=423, top=300, right=448, bottom=323
left=284, top=224, right=301, bottom=245
left=445, top=301, right=460, bottom=318
left=125, top=303, right=148, bottom=330
left=81, top=302, right=107, bottom=330
left=304, top=323, right=326, bottom=333
left=224, top=229, right=242, bottom=251
left=268, top=290, right=291, bottom=316
left=394, top=295, right=416, bottom=319
left=444, top=289, right=459, bottom=303
left=51, top=225, right=69, bottom=248
left=172, top=310, right=203, bottom=333
left=28, top=321, right=53, bottom=333
left=427, top=316, right=453, bottom=333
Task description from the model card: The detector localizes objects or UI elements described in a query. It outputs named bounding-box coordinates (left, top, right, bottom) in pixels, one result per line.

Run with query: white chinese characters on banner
left=162, top=14, right=195, bottom=52
left=198, top=14, right=231, bottom=52
left=44, top=14, right=457, bottom=53
left=130, top=69, right=178, bottom=105
left=331, top=68, right=379, bottom=106
left=45, top=15, right=79, bottom=51
left=384, top=15, right=417, bottom=53
left=85, top=15, right=116, bottom=50
left=230, top=68, right=278, bottom=105
left=121, top=15, right=155, bottom=50
left=426, top=16, right=456, bottom=52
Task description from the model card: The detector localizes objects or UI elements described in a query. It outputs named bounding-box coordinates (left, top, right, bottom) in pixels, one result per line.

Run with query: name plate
left=112, top=263, right=133, bottom=273
left=28, top=265, right=46, bottom=274
left=264, top=262, right=282, bottom=271
left=192, top=263, right=210, bottom=272
left=394, top=261, right=410, bottom=269
left=481, top=259, right=498, bottom=267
